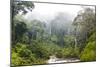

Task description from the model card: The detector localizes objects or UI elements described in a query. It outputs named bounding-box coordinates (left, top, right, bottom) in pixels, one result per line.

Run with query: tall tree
left=12, top=0, right=34, bottom=16
left=73, top=8, right=96, bottom=51
left=11, top=0, right=34, bottom=44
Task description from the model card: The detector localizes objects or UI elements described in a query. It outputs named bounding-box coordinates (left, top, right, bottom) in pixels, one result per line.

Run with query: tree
left=14, top=21, right=28, bottom=43
left=12, top=1, right=34, bottom=44
left=27, top=20, right=45, bottom=44
left=64, top=35, right=75, bottom=47
left=50, top=12, right=71, bottom=46
left=72, top=8, right=96, bottom=51
left=80, top=32, right=96, bottom=61
left=12, top=0, right=34, bottom=16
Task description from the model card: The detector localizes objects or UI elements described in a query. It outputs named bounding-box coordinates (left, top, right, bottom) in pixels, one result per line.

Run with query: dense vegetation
left=11, top=1, right=96, bottom=66
left=80, top=32, right=96, bottom=61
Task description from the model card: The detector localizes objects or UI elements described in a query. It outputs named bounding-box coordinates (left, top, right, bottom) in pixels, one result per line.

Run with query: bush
left=12, top=43, right=37, bottom=66
left=19, top=49, right=32, bottom=58
left=80, top=32, right=96, bottom=61
left=56, top=47, right=80, bottom=58
left=12, top=50, right=22, bottom=66
left=80, top=41, right=96, bottom=61
left=64, top=35, right=75, bottom=47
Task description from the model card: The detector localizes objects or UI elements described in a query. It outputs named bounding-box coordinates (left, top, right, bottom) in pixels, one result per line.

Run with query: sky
left=24, top=2, right=95, bottom=23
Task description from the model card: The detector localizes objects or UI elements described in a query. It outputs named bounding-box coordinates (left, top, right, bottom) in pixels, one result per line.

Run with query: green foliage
left=12, top=1, right=34, bottom=16
left=28, top=40, right=61, bottom=59
left=12, top=19, right=28, bottom=45
left=51, top=35, right=58, bottom=43
left=76, top=8, right=96, bottom=61
left=21, top=33, right=29, bottom=43
left=80, top=32, right=96, bottom=61
left=73, top=8, right=96, bottom=52
left=12, top=6, right=96, bottom=66
left=28, top=20, right=44, bottom=32
left=11, top=43, right=47, bottom=66
left=12, top=1, right=34, bottom=45
left=56, top=47, right=80, bottom=58
left=12, top=49, right=21, bottom=66
left=64, top=35, right=75, bottom=47
left=15, top=22, right=27, bottom=39
left=12, top=41, right=62, bottom=66
left=74, top=47, right=80, bottom=58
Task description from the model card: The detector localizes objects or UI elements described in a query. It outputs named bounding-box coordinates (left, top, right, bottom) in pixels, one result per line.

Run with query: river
left=47, top=55, right=80, bottom=64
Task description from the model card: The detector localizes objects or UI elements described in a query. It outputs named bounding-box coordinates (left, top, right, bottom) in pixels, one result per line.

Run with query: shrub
left=80, top=41, right=96, bottom=61
left=56, top=47, right=80, bottom=58
left=80, top=32, right=96, bottom=61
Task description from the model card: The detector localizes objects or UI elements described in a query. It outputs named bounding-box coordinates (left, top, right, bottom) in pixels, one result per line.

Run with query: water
left=47, top=55, right=80, bottom=64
